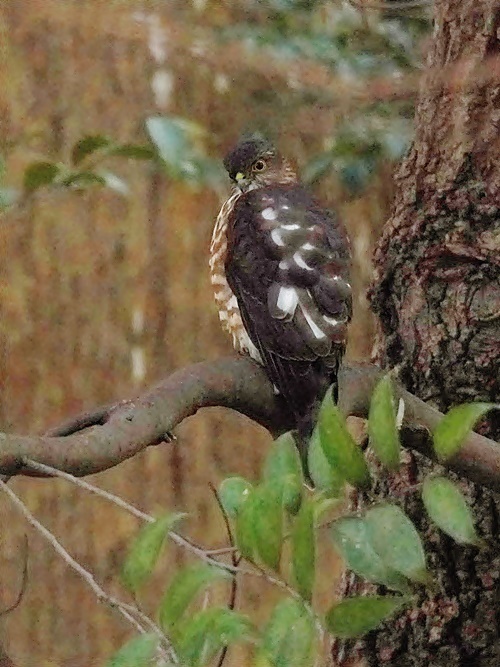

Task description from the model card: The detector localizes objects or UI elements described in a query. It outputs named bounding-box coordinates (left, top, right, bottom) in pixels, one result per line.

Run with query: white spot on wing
left=396, top=398, right=405, bottom=429
left=281, top=223, right=299, bottom=230
left=271, top=229, right=285, bottom=247
left=293, top=252, right=313, bottom=271
left=279, top=260, right=289, bottom=270
left=301, top=305, right=327, bottom=340
left=277, top=286, right=299, bottom=316
left=302, top=242, right=315, bottom=251
left=323, top=314, right=340, bottom=326
left=262, top=207, right=277, bottom=221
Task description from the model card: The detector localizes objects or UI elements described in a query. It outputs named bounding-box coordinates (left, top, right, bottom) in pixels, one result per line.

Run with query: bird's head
left=223, top=134, right=297, bottom=193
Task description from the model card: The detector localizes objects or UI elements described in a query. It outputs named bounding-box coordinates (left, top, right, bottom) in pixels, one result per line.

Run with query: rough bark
left=363, top=1, right=500, bottom=665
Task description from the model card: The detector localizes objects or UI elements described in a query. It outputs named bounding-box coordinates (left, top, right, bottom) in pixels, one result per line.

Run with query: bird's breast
left=210, top=190, right=262, bottom=363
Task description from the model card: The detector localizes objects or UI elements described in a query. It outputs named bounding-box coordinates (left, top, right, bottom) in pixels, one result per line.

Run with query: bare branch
left=0, top=357, right=497, bottom=491
left=0, top=535, right=28, bottom=617
left=0, top=356, right=288, bottom=478
left=0, top=479, right=177, bottom=664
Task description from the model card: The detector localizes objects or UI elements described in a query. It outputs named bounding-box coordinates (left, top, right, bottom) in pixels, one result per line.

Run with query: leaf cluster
left=0, top=116, right=223, bottom=211
left=108, top=375, right=497, bottom=666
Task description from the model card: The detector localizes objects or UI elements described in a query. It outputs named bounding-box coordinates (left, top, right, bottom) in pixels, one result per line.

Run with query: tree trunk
left=350, top=1, right=500, bottom=665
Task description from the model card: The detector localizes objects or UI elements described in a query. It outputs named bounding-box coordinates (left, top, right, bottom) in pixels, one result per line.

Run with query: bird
left=209, top=134, right=352, bottom=456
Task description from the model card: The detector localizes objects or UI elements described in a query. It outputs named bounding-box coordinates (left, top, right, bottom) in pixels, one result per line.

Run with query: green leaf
left=307, top=425, right=345, bottom=498
left=235, top=487, right=258, bottom=562
left=365, top=504, right=428, bottom=584
left=121, top=513, right=184, bottom=592
left=23, top=161, right=60, bottom=192
left=235, top=484, right=283, bottom=570
left=159, top=563, right=229, bottom=632
left=325, top=595, right=407, bottom=638
left=96, top=170, right=129, bottom=196
left=61, top=171, right=107, bottom=188
left=302, top=152, right=334, bottom=185
left=433, top=403, right=498, bottom=462
left=260, top=598, right=315, bottom=667
left=368, top=374, right=401, bottom=470
left=177, top=608, right=254, bottom=667
left=105, top=634, right=158, bottom=667
left=254, top=484, right=284, bottom=571
left=219, top=476, right=253, bottom=517
left=263, top=432, right=304, bottom=514
left=422, top=476, right=480, bottom=545
left=109, top=144, right=156, bottom=160
left=145, top=116, right=191, bottom=176
left=318, top=388, right=370, bottom=489
left=0, top=187, right=20, bottom=208
left=330, top=516, right=408, bottom=591
left=291, top=497, right=316, bottom=602
left=72, top=134, right=111, bottom=165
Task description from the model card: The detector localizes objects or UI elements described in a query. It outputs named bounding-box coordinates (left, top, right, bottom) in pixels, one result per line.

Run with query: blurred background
left=0, top=1, right=430, bottom=665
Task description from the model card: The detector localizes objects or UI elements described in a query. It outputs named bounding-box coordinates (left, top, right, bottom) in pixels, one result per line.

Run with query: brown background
left=0, top=2, right=394, bottom=665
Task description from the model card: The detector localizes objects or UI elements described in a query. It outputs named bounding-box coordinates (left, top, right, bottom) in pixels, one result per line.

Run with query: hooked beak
left=234, top=172, right=252, bottom=193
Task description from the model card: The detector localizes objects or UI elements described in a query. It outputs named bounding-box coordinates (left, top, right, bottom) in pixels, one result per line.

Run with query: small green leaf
left=318, top=388, right=370, bottom=489
left=105, top=634, right=158, bottom=667
left=97, top=170, right=129, bottom=196
left=159, top=563, right=229, bottom=632
left=61, top=171, right=107, bottom=188
left=0, top=187, right=20, bottom=208
left=261, top=598, right=316, bottom=667
left=330, top=516, right=408, bottom=591
left=72, top=134, right=111, bottom=164
left=307, top=425, right=345, bottom=498
left=422, top=476, right=480, bottom=545
left=236, top=484, right=283, bottom=570
left=368, top=374, right=401, bottom=469
left=235, top=488, right=258, bottom=562
left=109, top=144, right=156, bottom=160
left=145, top=116, right=190, bottom=176
left=219, top=476, right=253, bottom=517
left=263, top=432, right=304, bottom=514
left=254, top=484, right=284, bottom=571
left=177, top=608, right=255, bottom=667
left=291, top=497, right=316, bottom=602
left=121, top=513, right=184, bottom=592
left=433, top=403, right=498, bottom=461
left=23, top=161, right=60, bottom=191
left=325, top=595, right=407, bottom=638
left=365, top=504, right=428, bottom=584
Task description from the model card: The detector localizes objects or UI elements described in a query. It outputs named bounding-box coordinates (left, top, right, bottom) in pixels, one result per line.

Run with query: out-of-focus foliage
left=0, top=116, right=223, bottom=210
left=218, top=1, right=429, bottom=192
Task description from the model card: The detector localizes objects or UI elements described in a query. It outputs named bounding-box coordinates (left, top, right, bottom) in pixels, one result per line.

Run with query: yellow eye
left=253, top=159, right=266, bottom=172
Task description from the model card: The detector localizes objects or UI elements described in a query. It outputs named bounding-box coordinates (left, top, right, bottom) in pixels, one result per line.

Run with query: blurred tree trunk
left=362, top=1, right=499, bottom=665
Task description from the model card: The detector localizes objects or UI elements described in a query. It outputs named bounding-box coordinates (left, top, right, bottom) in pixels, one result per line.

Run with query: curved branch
left=0, top=357, right=289, bottom=478
left=0, top=356, right=498, bottom=491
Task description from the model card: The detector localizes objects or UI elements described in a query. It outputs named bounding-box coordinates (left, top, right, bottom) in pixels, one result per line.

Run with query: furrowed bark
left=357, top=1, right=500, bottom=665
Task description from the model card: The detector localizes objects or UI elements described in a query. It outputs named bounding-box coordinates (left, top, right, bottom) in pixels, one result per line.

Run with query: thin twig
left=0, top=480, right=177, bottom=664
left=209, top=482, right=239, bottom=667
left=23, top=458, right=232, bottom=559
left=0, top=534, right=29, bottom=616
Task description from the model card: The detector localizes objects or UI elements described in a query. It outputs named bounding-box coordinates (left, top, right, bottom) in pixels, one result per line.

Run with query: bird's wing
left=225, top=186, right=351, bottom=416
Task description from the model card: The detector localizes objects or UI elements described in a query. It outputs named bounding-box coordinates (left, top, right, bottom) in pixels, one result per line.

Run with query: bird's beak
left=234, top=172, right=251, bottom=193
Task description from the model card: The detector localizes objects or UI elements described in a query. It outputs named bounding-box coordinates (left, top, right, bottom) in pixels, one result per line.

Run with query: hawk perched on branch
left=210, top=135, right=351, bottom=444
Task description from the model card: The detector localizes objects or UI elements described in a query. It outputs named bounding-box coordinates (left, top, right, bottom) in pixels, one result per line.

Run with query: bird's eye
left=253, top=159, right=266, bottom=172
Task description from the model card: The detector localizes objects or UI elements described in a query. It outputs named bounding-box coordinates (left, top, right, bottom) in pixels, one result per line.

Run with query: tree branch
left=0, top=356, right=497, bottom=491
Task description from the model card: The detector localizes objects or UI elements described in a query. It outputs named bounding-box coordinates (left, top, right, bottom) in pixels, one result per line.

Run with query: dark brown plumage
left=210, top=135, right=352, bottom=446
